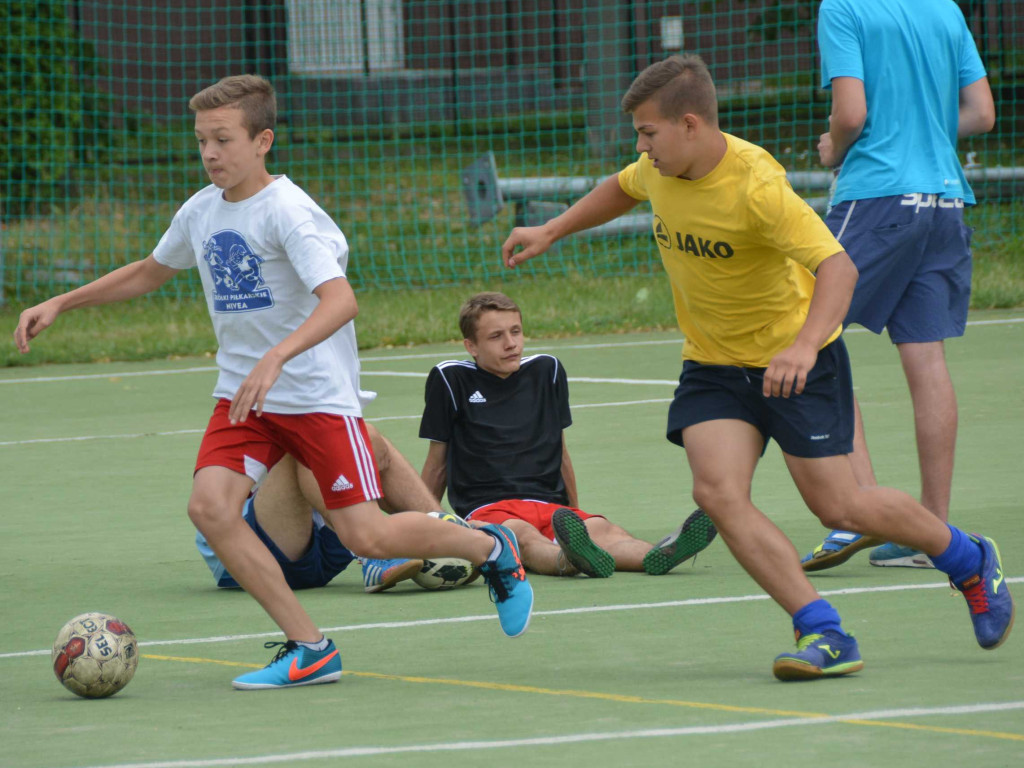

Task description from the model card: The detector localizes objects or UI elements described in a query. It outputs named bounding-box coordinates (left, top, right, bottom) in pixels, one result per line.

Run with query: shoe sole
left=232, top=670, right=342, bottom=690
left=643, top=509, right=718, bottom=575
left=868, top=554, right=935, bottom=569
left=772, top=658, right=864, bottom=682
left=363, top=559, right=424, bottom=593
left=802, top=535, right=885, bottom=573
left=551, top=509, right=615, bottom=578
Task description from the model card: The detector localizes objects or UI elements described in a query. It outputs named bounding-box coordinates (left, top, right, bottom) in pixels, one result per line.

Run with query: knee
left=691, top=480, right=746, bottom=516
left=187, top=495, right=234, bottom=537
left=335, top=522, right=389, bottom=559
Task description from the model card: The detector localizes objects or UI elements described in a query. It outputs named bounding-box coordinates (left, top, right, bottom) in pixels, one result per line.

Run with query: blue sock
left=792, top=599, right=844, bottom=637
left=930, top=525, right=983, bottom=585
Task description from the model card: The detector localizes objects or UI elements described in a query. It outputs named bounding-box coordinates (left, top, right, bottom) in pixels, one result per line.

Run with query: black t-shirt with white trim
left=419, top=354, right=572, bottom=517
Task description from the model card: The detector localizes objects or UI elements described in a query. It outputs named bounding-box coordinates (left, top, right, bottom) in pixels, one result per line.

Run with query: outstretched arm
left=501, top=175, right=639, bottom=268
left=14, top=254, right=179, bottom=353
left=229, top=276, right=356, bottom=423
left=958, top=77, right=996, bottom=138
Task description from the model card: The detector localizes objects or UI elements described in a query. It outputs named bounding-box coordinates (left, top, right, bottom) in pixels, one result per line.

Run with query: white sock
left=297, top=636, right=329, bottom=652
left=487, top=537, right=503, bottom=562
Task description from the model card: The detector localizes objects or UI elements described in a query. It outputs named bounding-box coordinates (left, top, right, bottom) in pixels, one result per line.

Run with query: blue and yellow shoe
left=643, top=508, right=718, bottom=575
left=478, top=523, right=534, bottom=638
left=552, top=508, right=615, bottom=578
left=361, top=557, right=424, bottom=593
left=953, top=535, right=1015, bottom=650
left=232, top=640, right=342, bottom=690
left=772, top=630, right=863, bottom=681
left=801, top=530, right=883, bottom=572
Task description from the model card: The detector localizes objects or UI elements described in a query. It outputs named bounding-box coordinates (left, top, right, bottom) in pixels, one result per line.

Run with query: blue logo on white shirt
left=202, top=230, right=274, bottom=313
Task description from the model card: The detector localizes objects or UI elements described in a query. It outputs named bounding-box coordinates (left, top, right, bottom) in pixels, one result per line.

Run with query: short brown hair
left=189, top=75, right=277, bottom=138
left=459, top=292, right=522, bottom=340
left=620, top=55, right=718, bottom=124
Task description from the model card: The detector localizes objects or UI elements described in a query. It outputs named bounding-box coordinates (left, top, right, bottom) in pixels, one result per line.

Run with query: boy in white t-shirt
left=14, top=75, right=534, bottom=689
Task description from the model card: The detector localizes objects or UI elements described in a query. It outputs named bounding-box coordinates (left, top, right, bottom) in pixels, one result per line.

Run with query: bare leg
left=784, top=452, right=952, bottom=555
left=324, top=501, right=495, bottom=564
left=500, top=519, right=578, bottom=576
left=366, top=424, right=442, bottom=513
left=188, top=466, right=322, bottom=642
left=253, top=455, right=315, bottom=560
left=683, top=420, right=820, bottom=616
left=898, top=340, right=956, bottom=522
left=848, top=396, right=879, bottom=488
left=586, top=517, right=652, bottom=572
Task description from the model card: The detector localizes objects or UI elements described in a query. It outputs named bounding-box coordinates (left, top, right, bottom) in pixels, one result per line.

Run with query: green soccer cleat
left=552, top=508, right=615, bottom=578
left=643, top=508, right=718, bottom=575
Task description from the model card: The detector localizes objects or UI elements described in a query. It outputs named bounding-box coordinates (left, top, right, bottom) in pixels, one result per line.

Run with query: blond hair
left=621, top=55, right=718, bottom=124
left=458, top=292, right=522, bottom=340
left=189, top=75, right=276, bottom=138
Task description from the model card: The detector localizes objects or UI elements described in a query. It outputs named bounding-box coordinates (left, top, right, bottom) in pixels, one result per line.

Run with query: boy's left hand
left=763, top=342, right=817, bottom=398
left=229, top=353, right=285, bottom=423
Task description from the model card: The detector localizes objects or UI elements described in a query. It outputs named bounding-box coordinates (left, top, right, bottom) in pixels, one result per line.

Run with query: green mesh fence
left=2, top=1, right=1022, bottom=303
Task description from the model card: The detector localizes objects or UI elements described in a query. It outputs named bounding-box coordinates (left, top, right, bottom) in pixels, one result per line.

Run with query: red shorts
left=467, top=499, right=602, bottom=542
left=195, top=399, right=382, bottom=510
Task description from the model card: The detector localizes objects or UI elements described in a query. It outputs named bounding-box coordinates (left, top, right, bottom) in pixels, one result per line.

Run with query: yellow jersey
left=618, top=133, right=843, bottom=367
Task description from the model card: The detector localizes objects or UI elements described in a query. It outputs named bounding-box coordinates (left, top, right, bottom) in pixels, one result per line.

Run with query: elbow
left=979, top=106, right=996, bottom=134
left=833, top=111, right=866, bottom=139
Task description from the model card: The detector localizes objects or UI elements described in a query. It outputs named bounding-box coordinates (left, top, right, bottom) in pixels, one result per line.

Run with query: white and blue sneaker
left=232, top=640, right=342, bottom=690
left=361, top=557, right=424, bottom=593
left=868, top=542, right=935, bottom=569
left=478, top=523, right=534, bottom=638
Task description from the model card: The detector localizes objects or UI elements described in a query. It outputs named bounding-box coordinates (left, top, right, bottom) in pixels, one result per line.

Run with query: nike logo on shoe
left=288, top=649, right=339, bottom=681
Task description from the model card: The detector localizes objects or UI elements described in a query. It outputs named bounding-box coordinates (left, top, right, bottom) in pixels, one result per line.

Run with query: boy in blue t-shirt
left=803, top=0, right=997, bottom=571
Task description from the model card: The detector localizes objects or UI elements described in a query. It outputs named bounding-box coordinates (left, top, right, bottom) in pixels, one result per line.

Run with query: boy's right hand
left=13, top=299, right=61, bottom=353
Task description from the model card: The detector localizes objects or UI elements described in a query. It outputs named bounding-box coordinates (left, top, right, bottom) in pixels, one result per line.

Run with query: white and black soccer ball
left=412, top=557, right=480, bottom=590
left=52, top=612, right=139, bottom=698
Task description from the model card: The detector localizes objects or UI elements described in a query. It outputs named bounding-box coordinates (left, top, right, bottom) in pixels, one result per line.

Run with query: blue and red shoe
left=232, top=639, right=341, bottom=690
left=953, top=535, right=1015, bottom=650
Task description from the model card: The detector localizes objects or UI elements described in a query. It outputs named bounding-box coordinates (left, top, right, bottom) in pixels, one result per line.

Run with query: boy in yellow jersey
left=501, top=55, right=1013, bottom=681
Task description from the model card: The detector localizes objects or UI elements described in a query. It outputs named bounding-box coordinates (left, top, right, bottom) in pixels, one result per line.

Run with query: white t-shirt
left=152, top=176, right=363, bottom=416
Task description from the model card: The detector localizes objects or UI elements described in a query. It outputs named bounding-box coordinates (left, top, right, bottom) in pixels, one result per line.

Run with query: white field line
left=0, top=397, right=672, bottom=447
left=3, top=315, right=1021, bottom=386
left=52, top=700, right=1024, bottom=768
left=4, top=577, right=1021, bottom=660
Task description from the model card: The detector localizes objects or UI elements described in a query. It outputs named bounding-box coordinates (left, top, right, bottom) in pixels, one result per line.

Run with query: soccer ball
left=427, top=510, right=472, bottom=528
left=52, top=612, right=139, bottom=698
left=413, top=557, right=479, bottom=590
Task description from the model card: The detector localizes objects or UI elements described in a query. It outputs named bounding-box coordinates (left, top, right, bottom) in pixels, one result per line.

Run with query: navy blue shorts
left=827, top=194, right=973, bottom=343
left=665, top=339, right=854, bottom=458
left=216, top=498, right=355, bottom=590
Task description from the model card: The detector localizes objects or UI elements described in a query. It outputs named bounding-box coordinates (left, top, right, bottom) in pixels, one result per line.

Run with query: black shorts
left=666, top=338, right=854, bottom=458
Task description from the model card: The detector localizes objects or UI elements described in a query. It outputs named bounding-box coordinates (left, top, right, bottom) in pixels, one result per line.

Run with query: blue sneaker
left=232, top=640, right=342, bottom=690
left=953, top=535, right=1015, bottom=650
left=868, top=542, right=935, bottom=569
left=772, top=630, right=863, bottom=681
left=361, top=557, right=424, bottom=593
left=801, top=530, right=883, bottom=572
left=478, top=524, right=534, bottom=638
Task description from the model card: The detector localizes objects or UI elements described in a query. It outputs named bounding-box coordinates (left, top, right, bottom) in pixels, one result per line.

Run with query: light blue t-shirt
left=818, top=0, right=987, bottom=204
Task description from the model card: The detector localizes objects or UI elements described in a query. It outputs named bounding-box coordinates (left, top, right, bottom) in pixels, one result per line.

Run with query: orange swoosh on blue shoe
left=288, top=650, right=339, bottom=682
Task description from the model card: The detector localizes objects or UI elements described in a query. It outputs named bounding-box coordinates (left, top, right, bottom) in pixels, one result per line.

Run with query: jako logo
left=653, top=216, right=734, bottom=259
